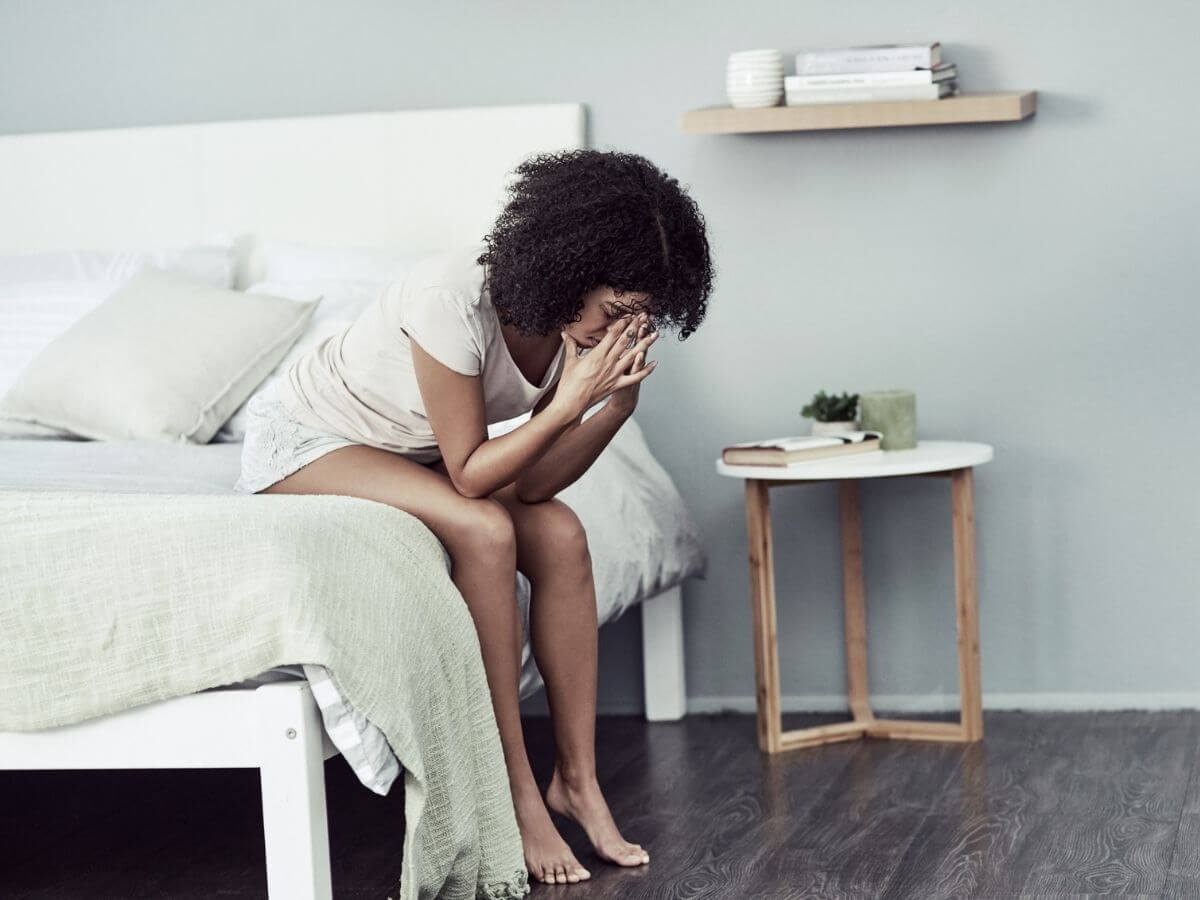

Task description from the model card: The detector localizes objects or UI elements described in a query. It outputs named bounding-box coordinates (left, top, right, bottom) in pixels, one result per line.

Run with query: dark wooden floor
left=2, top=710, right=1198, bottom=898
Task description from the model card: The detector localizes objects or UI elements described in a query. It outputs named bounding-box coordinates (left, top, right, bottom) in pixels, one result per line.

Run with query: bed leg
left=254, top=683, right=333, bottom=900
left=641, top=585, right=687, bottom=722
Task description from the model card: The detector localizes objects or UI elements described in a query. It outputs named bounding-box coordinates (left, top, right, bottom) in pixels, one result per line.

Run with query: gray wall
left=3, top=1, right=1196, bottom=714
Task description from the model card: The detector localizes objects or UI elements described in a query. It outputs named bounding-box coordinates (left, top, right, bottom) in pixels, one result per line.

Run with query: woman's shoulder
left=384, top=243, right=487, bottom=313
left=373, top=244, right=491, bottom=368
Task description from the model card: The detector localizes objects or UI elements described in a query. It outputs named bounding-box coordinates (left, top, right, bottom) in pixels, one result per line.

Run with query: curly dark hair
left=477, top=148, right=714, bottom=340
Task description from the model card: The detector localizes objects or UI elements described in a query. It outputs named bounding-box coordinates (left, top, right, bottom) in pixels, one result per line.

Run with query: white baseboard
left=686, top=691, right=1200, bottom=714
left=524, top=691, right=1200, bottom=718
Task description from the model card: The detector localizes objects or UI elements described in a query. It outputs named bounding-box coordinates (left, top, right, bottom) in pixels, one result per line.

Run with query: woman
left=234, top=148, right=714, bottom=886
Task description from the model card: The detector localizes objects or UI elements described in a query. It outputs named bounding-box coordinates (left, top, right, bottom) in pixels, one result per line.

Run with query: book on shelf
left=795, top=42, right=942, bottom=75
left=785, top=81, right=957, bottom=105
left=722, top=431, right=883, bottom=467
left=787, top=62, right=956, bottom=89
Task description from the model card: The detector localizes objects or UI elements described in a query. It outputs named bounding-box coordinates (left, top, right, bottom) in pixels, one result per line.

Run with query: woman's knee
left=449, top=496, right=517, bottom=565
left=523, top=499, right=590, bottom=569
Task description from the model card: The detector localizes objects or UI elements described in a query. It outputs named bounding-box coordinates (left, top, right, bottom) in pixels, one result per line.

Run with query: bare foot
left=545, top=766, right=650, bottom=868
left=513, top=787, right=592, bottom=885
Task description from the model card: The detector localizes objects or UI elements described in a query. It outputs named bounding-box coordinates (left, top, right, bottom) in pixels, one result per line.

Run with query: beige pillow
left=0, top=267, right=319, bottom=443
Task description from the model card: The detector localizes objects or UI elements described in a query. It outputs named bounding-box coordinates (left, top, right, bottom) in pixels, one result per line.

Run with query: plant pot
left=811, top=419, right=859, bottom=436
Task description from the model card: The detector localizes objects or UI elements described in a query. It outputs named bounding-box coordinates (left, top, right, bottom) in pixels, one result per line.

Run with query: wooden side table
left=716, top=440, right=994, bottom=753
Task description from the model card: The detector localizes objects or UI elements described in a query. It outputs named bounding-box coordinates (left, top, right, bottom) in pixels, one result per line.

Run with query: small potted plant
left=801, top=390, right=860, bottom=435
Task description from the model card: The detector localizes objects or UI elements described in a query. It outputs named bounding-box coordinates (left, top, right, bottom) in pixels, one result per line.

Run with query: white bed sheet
left=0, top=417, right=707, bottom=794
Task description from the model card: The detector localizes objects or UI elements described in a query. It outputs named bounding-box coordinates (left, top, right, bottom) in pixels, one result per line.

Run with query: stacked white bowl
left=726, top=49, right=784, bottom=108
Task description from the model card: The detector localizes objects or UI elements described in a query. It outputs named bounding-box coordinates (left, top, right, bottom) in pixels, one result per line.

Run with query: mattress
left=0, top=425, right=707, bottom=794
left=0, top=437, right=248, bottom=493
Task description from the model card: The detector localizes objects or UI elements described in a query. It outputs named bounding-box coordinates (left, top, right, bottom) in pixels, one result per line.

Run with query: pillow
left=261, top=238, right=439, bottom=283
left=0, top=242, right=236, bottom=437
left=0, top=418, right=81, bottom=440
left=0, top=267, right=317, bottom=443
left=0, top=243, right=234, bottom=288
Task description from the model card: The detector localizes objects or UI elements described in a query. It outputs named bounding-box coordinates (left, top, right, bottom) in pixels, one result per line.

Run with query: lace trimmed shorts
left=232, top=383, right=360, bottom=494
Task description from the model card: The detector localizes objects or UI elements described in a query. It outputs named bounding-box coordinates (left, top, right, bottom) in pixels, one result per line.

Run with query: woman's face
left=568, top=285, right=652, bottom=349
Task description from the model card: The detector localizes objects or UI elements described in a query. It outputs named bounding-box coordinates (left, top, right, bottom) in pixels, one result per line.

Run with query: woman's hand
left=555, top=313, right=658, bottom=419
left=606, top=315, right=655, bottom=416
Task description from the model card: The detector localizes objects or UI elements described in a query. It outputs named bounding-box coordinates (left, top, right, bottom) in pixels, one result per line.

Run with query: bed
left=0, top=103, right=706, bottom=899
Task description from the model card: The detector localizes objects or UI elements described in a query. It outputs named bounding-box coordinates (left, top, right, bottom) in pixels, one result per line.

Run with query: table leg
left=951, top=466, right=984, bottom=740
left=839, top=480, right=873, bottom=723
left=744, top=479, right=782, bottom=752
left=742, top=471, right=982, bottom=752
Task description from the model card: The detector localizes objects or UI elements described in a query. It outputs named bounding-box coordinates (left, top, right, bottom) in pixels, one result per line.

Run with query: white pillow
left=0, top=267, right=317, bottom=443
left=0, top=243, right=234, bottom=287
left=0, top=418, right=81, bottom=440
left=0, top=242, right=236, bottom=437
left=261, top=238, right=439, bottom=283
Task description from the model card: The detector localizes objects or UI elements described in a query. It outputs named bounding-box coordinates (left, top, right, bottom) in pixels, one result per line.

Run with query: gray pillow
left=0, top=267, right=318, bottom=443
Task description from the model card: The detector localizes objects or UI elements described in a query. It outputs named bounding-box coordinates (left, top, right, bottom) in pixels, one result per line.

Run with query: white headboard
left=0, top=103, right=586, bottom=286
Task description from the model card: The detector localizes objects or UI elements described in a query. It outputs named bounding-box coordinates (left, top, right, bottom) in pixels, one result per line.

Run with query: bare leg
left=262, top=448, right=584, bottom=886
left=491, top=487, right=650, bottom=875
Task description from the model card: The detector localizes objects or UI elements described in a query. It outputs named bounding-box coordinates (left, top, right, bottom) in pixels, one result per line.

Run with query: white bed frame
left=0, top=103, right=688, bottom=898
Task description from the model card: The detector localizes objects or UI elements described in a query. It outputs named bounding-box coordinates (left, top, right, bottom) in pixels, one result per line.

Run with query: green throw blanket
left=0, top=489, right=530, bottom=899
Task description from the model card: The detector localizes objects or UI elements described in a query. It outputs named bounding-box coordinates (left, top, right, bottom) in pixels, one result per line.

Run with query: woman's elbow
left=450, top=467, right=495, bottom=499
left=452, top=476, right=488, bottom=499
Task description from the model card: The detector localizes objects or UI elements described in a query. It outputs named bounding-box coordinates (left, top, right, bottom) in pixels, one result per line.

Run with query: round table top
left=716, top=440, right=993, bottom=480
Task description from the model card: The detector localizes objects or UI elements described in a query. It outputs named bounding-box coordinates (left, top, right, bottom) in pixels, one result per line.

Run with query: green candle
left=860, top=390, right=917, bottom=450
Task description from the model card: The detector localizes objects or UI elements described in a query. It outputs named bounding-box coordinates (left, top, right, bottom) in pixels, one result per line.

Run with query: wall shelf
left=682, top=90, right=1036, bottom=134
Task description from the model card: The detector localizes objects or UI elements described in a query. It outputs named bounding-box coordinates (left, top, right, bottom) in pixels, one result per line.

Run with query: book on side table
left=722, top=431, right=883, bottom=466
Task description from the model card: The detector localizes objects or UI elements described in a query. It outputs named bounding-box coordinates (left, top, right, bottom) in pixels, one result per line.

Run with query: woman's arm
left=413, top=315, right=655, bottom=499
left=514, top=317, right=657, bottom=502
left=514, top=386, right=630, bottom=503
left=411, top=340, right=579, bottom=499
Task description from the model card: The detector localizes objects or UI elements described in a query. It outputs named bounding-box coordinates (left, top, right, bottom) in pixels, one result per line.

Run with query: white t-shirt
left=275, top=243, right=566, bottom=464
